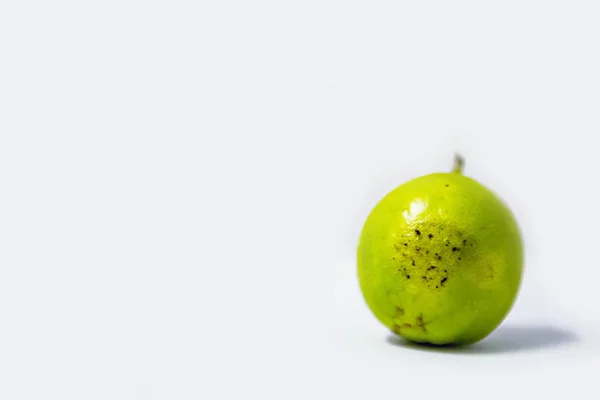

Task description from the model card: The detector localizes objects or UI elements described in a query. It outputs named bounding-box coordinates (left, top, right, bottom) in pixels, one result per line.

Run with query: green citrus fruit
left=357, top=156, right=523, bottom=346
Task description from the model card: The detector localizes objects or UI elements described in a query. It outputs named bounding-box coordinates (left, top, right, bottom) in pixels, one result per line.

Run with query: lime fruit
left=357, top=155, right=523, bottom=346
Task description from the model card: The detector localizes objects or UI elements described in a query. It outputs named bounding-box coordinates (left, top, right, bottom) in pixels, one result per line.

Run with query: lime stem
left=452, top=154, right=464, bottom=174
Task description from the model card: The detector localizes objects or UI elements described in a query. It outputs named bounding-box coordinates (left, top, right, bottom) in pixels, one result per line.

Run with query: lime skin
left=357, top=165, right=523, bottom=346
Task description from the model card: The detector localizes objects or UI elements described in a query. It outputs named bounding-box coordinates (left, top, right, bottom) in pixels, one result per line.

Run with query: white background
left=1, top=1, right=600, bottom=399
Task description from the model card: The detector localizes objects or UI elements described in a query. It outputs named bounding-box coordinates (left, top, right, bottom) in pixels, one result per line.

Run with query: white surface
left=1, top=1, right=600, bottom=399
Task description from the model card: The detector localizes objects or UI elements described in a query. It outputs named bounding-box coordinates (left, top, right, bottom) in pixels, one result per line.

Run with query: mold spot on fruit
left=416, top=314, right=427, bottom=333
left=441, top=277, right=447, bottom=286
left=415, top=229, right=421, bottom=236
left=428, top=233, right=433, bottom=239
